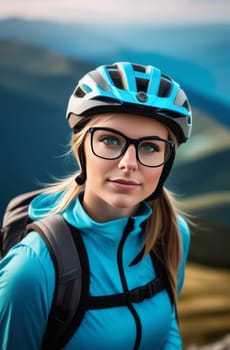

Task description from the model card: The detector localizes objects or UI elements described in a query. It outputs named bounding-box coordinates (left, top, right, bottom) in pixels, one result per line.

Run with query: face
left=82, top=113, right=169, bottom=222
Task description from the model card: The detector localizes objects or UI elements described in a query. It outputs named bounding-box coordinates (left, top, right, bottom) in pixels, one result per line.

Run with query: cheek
left=85, top=150, right=110, bottom=181
left=145, top=166, right=164, bottom=191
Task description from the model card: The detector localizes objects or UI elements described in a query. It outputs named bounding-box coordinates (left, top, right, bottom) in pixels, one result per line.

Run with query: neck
left=81, top=194, right=139, bottom=223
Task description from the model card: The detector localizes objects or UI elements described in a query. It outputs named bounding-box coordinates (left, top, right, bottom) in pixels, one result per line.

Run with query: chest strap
left=84, top=275, right=165, bottom=310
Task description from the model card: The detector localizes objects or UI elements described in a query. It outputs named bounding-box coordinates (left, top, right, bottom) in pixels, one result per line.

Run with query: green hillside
left=0, top=40, right=94, bottom=105
left=0, top=40, right=93, bottom=219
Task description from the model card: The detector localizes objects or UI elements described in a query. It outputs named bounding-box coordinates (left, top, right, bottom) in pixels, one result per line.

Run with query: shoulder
left=0, top=231, right=55, bottom=303
left=0, top=232, right=56, bottom=348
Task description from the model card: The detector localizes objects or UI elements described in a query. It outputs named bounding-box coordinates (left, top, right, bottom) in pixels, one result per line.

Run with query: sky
left=0, top=0, right=230, bottom=24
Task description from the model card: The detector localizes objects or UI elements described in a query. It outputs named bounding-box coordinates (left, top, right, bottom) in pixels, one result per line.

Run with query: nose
left=118, top=144, right=138, bottom=171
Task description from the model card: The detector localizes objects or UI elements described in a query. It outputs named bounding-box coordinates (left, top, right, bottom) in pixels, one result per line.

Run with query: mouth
left=108, top=178, right=140, bottom=189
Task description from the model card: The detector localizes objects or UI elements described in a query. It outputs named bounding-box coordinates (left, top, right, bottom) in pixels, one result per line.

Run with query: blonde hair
left=146, top=191, right=182, bottom=304
left=44, top=115, right=182, bottom=305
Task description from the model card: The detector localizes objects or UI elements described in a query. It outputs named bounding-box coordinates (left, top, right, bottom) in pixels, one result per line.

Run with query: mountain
left=0, top=18, right=229, bottom=111
left=0, top=41, right=229, bottom=268
left=0, top=40, right=94, bottom=105
left=0, top=41, right=93, bottom=217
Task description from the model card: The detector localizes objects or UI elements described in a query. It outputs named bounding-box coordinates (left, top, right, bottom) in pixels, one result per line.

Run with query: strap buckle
left=125, top=277, right=163, bottom=304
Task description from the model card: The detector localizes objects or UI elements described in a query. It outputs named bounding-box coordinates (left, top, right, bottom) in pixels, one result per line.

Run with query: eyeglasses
left=88, top=127, right=174, bottom=168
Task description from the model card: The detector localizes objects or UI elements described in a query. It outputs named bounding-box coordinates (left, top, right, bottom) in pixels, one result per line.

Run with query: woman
left=0, top=62, right=192, bottom=349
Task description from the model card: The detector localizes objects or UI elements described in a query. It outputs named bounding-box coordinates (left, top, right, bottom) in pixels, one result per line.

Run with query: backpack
left=0, top=189, right=174, bottom=350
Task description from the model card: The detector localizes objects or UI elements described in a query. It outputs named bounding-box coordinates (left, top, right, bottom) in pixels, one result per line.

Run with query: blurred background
left=0, top=1, right=229, bottom=348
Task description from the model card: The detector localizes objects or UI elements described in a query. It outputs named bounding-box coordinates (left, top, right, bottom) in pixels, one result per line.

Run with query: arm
left=0, top=232, right=55, bottom=350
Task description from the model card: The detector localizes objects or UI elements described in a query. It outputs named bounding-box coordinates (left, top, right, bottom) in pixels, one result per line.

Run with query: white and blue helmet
left=67, top=62, right=192, bottom=144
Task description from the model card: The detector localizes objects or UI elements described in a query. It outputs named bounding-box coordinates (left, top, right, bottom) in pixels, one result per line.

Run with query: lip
left=108, top=178, right=140, bottom=189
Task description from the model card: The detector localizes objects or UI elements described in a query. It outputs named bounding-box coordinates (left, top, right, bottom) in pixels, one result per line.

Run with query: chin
left=108, top=196, right=141, bottom=210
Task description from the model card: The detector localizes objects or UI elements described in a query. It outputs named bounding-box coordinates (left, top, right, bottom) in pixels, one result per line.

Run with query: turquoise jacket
left=0, top=192, right=190, bottom=349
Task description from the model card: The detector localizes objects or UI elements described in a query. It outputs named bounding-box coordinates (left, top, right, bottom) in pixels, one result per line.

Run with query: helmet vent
left=136, top=77, right=149, bottom=93
left=75, top=85, right=86, bottom=98
left=158, top=78, right=172, bottom=97
left=132, top=64, right=146, bottom=73
left=174, top=89, right=191, bottom=112
left=109, top=70, right=125, bottom=89
left=182, top=99, right=190, bottom=111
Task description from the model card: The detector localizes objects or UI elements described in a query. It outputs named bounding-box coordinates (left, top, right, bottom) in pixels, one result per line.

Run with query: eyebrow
left=91, top=126, right=168, bottom=141
left=95, top=126, right=169, bottom=140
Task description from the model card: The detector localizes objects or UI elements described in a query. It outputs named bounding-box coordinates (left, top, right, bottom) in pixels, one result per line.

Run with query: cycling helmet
left=67, top=62, right=192, bottom=199
left=67, top=62, right=192, bottom=144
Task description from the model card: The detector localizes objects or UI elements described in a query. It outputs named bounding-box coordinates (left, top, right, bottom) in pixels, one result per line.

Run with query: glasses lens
left=91, top=129, right=126, bottom=159
left=138, top=139, right=171, bottom=167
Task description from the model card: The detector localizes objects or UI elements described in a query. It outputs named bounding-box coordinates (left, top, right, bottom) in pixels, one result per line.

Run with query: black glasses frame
left=88, top=127, right=175, bottom=168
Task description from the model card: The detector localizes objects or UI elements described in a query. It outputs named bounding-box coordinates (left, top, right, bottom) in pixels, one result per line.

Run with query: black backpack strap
left=130, top=247, right=175, bottom=308
left=26, top=215, right=83, bottom=350
left=84, top=275, right=165, bottom=309
left=81, top=248, right=167, bottom=310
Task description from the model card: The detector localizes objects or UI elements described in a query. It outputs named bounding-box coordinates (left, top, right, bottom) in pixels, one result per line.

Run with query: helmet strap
left=75, top=144, right=87, bottom=186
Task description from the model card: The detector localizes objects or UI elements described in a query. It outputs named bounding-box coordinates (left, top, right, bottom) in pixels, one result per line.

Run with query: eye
left=140, top=142, right=160, bottom=153
left=100, top=135, right=121, bottom=146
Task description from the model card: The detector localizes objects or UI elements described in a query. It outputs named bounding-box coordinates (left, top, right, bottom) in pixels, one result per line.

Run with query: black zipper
left=117, top=218, right=142, bottom=350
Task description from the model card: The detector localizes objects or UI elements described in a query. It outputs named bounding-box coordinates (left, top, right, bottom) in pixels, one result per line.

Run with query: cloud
left=1, top=0, right=230, bottom=24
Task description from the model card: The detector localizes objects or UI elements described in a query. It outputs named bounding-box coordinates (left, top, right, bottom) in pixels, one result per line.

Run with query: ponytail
left=145, top=188, right=182, bottom=304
